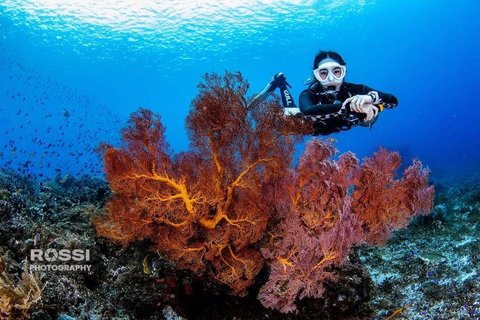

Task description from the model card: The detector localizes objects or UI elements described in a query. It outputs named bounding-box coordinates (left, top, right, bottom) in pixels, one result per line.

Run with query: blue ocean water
left=0, top=0, right=479, bottom=182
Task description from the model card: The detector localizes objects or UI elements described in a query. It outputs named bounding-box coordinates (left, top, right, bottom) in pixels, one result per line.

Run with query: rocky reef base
left=358, top=177, right=480, bottom=319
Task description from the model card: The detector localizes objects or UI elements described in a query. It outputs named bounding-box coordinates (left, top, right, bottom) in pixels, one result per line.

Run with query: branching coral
left=351, top=148, right=435, bottom=245
left=95, top=71, right=434, bottom=312
left=0, top=256, right=42, bottom=319
left=259, top=140, right=434, bottom=312
left=95, top=72, right=306, bottom=295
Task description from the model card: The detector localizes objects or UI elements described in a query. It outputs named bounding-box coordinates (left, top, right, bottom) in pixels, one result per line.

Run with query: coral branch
left=223, top=158, right=273, bottom=214
left=127, top=172, right=196, bottom=215
left=0, top=257, right=42, bottom=320
left=313, top=248, right=338, bottom=270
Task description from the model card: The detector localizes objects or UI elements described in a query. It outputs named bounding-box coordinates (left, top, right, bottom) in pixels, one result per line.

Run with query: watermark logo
left=29, top=249, right=92, bottom=272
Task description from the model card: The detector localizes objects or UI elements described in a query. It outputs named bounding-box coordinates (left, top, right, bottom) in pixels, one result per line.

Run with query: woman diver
left=250, top=50, right=398, bottom=135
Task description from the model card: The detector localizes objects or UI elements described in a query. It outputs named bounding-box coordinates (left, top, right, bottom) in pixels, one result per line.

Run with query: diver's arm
left=299, top=90, right=344, bottom=115
left=360, top=85, right=398, bottom=109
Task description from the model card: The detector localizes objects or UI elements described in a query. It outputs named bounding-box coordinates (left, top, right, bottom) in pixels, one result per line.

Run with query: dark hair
left=313, top=51, right=346, bottom=69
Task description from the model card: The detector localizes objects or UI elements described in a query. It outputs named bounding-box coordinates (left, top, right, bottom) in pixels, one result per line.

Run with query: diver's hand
left=343, top=95, right=374, bottom=113
left=362, top=104, right=379, bottom=122
left=343, top=95, right=378, bottom=121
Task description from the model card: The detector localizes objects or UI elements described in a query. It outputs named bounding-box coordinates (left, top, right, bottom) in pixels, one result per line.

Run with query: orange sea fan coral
left=95, top=72, right=305, bottom=295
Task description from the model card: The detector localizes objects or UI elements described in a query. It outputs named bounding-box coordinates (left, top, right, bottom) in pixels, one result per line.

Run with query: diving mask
left=313, top=61, right=346, bottom=89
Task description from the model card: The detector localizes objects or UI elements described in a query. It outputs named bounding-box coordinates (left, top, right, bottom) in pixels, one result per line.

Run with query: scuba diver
left=249, top=50, right=398, bottom=135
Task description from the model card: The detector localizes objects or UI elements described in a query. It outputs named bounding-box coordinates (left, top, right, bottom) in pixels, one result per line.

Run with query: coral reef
left=0, top=166, right=480, bottom=320
left=0, top=160, right=373, bottom=319
left=95, top=71, right=434, bottom=313
left=0, top=71, right=442, bottom=318
left=0, top=169, right=175, bottom=319
left=359, top=179, right=480, bottom=319
left=0, top=252, right=42, bottom=319
left=1, top=168, right=476, bottom=319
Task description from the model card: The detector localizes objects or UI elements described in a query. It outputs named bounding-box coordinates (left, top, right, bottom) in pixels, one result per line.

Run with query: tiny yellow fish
left=385, top=305, right=410, bottom=320
left=143, top=255, right=152, bottom=274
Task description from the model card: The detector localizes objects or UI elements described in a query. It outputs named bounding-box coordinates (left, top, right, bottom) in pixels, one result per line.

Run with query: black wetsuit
left=299, top=81, right=398, bottom=135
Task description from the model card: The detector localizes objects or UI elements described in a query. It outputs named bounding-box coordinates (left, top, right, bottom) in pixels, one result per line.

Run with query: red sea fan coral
left=95, top=71, right=434, bottom=312
left=351, top=149, right=435, bottom=245
left=259, top=140, right=365, bottom=313
left=95, top=72, right=305, bottom=295
left=259, top=140, right=434, bottom=312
